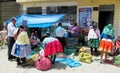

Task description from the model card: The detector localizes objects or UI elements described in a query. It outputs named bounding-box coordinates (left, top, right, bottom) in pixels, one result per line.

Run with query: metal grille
left=47, top=6, right=77, bottom=23
left=27, top=7, right=42, bottom=14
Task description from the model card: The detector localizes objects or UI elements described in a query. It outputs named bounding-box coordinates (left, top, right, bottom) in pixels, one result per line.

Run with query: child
left=30, top=30, right=39, bottom=50
left=114, top=36, right=120, bottom=55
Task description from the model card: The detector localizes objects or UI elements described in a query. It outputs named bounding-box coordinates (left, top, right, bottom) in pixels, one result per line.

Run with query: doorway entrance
left=98, top=5, right=114, bottom=32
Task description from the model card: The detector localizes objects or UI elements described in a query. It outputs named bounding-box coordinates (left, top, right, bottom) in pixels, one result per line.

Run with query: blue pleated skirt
left=11, top=42, right=31, bottom=58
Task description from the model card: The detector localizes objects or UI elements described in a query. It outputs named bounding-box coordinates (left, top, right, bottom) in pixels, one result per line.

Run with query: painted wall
left=17, top=0, right=120, bottom=38
left=78, top=0, right=120, bottom=38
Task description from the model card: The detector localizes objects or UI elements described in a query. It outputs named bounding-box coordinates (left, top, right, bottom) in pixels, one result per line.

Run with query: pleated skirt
left=98, top=38, right=113, bottom=53
left=88, top=38, right=99, bottom=48
left=11, top=43, right=31, bottom=58
left=44, top=40, right=63, bottom=57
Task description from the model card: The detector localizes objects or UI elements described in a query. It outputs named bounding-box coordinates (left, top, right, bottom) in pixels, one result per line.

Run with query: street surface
left=0, top=47, right=120, bottom=73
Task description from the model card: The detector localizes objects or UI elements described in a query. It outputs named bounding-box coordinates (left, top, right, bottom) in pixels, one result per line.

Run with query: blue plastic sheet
left=55, top=58, right=81, bottom=67
left=6, top=14, right=65, bottom=28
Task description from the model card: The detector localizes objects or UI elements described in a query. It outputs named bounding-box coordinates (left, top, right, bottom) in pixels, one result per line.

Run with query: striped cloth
left=88, top=38, right=99, bottom=48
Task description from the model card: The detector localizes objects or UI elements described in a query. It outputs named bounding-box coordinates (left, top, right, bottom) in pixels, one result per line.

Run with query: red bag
left=34, top=56, right=51, bottom=71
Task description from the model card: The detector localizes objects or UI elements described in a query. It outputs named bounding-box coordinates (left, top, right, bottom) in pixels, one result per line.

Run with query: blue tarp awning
left=6, top=14, right=65, bottom=28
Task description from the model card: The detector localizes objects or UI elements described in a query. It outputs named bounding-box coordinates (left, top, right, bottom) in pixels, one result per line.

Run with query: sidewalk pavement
left=0, top=47, right=120, bottom=73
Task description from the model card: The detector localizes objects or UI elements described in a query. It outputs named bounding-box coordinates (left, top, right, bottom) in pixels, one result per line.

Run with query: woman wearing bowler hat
left=88, top=21, right=100, bottom=56
left=11, top=20, right=31, bottom=65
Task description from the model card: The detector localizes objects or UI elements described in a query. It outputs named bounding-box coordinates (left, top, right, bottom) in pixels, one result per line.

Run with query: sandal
left=100, top=62, right=102, bottom=64
left=100, top=61, right=103, bottom=64
left=104, top=59, right=109, bottom=63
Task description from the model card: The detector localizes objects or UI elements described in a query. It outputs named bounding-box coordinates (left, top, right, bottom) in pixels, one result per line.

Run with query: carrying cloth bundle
left=78, top=47, right=92, bottom=64
left=34, top=55, right=52, bottom=71
left=101, top=24, right=114, bottom=39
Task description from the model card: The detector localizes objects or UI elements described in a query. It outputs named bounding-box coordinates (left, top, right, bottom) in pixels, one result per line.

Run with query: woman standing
left=88, top=21, right=100, bottom=56
left=11, top=20, right=31, bottom=65
left=98, top=24, right=114, bottom=63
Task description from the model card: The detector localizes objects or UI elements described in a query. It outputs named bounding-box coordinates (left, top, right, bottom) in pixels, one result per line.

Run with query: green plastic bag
left=113, top=55, right=120, bottom=66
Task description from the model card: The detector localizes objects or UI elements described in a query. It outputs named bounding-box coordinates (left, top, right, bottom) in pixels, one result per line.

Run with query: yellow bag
left=24, top=54, right=40, bottom=66
left=31, top=54, right=40, bottom=61
left=78, top=52, right=92, bottom=64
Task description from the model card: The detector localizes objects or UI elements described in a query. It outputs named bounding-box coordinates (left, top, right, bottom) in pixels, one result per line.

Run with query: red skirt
left=44, top=40, right=63, bottom=56
left=98, top=39, right=113, bottom=53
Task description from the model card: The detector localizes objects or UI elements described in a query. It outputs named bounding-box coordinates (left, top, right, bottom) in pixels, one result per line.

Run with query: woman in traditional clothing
left=11, top=20, right=31, bottom=65
left=40, top=33, right=63, bottom=64
left=98, top=24, right=114, bottom=63
left=88, top=21, right=100, bottom=55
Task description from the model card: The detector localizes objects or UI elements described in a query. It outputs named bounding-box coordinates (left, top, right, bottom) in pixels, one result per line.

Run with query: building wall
left=16, top=0, right=77, bottom=3
left=0, top=1, right=20, bottom=29
left=21, top=2, right=77, bottom=13
left=17, top=0, right=120, bottom=38
left=78, top=0, right=120, bottom=38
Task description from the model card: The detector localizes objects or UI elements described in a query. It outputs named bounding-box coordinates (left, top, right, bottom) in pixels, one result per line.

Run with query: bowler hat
left=92, top=21, right=97, bottom=27
left=20, top=20, right=28, bottom=28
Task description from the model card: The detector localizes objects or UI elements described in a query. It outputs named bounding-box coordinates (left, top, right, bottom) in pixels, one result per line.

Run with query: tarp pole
left=53, top=23, right=57, bottom=37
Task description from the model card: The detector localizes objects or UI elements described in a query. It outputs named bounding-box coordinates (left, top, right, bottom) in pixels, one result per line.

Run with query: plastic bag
left=78, top=52, right=92, bottom=64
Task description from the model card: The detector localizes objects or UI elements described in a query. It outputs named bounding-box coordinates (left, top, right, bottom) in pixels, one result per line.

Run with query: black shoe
left=17, top=62, right=22, bottom=65
left=8, top=59, right=14, bottom=62
left=91, top=53, right=93, bottom=55
left=22, top=63, right=28, bottom=67
left=52, top=61, right=55, bottom=64
left=100, top=61, right=103, bottom=64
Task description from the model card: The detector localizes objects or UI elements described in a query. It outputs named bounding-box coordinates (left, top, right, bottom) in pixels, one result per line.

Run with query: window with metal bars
left=47, top=6, right=77, bottom=23
left=27, top=7, right=42, bottom=14
left=0, top=0, right=16, bottom=2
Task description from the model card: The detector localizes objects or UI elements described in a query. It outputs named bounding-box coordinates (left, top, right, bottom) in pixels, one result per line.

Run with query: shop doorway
left=98, top=5, right=114, bottom=33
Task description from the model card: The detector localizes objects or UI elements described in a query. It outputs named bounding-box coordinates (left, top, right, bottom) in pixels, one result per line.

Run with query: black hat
left=92, top=21, right=97, bottom=27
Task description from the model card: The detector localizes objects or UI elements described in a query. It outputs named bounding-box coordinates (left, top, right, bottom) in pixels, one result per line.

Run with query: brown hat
left=79, top=47, right=86, bottom=52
